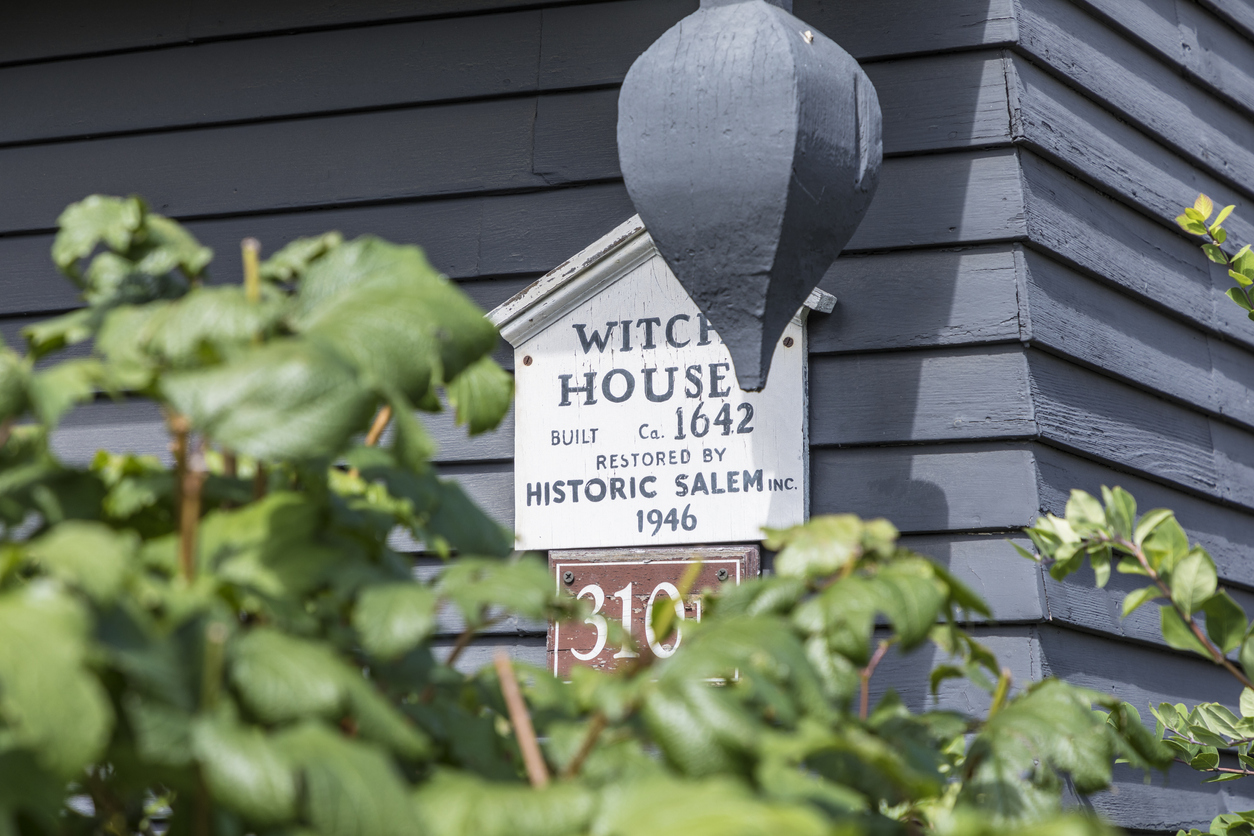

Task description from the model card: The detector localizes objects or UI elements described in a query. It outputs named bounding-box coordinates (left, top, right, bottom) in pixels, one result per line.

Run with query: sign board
left=547, top=545, right=758, bottom=676
left=490, top=216, right=828, bottom=551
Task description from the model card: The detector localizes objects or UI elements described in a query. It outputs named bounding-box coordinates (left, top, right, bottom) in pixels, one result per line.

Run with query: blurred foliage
left=0, top=195, right=1172, bottom=835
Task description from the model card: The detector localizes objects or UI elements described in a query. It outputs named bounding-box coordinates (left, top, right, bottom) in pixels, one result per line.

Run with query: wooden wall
left=4, top=0, right=1254, bottom=829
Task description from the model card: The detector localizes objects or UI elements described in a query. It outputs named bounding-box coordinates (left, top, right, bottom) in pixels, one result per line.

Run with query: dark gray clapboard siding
left=0, top=0, right=1013, bottom=69
left=1022, top=249, right=1254, bottom=431
left=0, top=183, right=636, bottom=316
left=866, top=52, right=1012, bottom=156
left=1017, top=151, right=1254, bottom=352
left=1199, top=0, right=1254, bottom=41
left=797, top=0, right=1018, bottom=61
left=811, top=443, right=1041, bottom=532
left=811, top=246, right=1023, bottom=354
left=1016, top=0, right=1254, bottom=198
left=0, top=1, right=690, bottom=146
left=0, top=148, right=1026, bottom=285
left=1034, top=444, right=1254, bottom=588
left=1075, top=0, right=1254, bottom=119
left=1028, top=349, right=1254, bottom=510
left=0, top=0, right=637, bottom=66
left=0, top=91, right=622, bottom=235
left=1010, top=52, right=1254, bottom=252
left=808, top=345, right=1035, bottom=446
left=846, top=149, right=1027, bottom=251
left=899, top=534, right=1045, bottom=622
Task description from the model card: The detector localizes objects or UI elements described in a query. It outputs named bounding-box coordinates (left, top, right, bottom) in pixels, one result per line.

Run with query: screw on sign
left=548, top=546, right=758, bottom=677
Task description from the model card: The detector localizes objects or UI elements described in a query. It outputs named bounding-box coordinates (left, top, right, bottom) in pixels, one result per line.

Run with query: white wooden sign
left=489, top=216, right=827, bottom=551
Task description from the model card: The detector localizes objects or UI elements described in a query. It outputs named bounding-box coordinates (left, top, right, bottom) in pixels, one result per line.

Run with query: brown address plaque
left=548, top=545, right=759, bottom=677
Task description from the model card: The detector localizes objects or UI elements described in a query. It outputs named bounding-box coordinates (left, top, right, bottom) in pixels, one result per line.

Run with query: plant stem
left=0, top=417, right=13, bottom=449
left=365, top=405, right=393, bottom=447
left=987, top=667, right=1013, bottom=719
left=859, top=639, right=892, bottom=720
left=180, top=441, right=207, bottom=582
left=494, top=650, right=550, bottom=788
left=241, top=238, right=261, bottom=304
left=445, top=612, right=503, bottom=670
left=562, top=711, right=607, bottom=780
left=1118, top=535, right=1254, bottom=691
left=201, top=622, right=228, bottom=710
left=1174, top=757, right=1254, bottom=776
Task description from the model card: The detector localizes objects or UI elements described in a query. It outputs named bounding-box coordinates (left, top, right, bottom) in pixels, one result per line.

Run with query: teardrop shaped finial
left=617, top=0, right=882, bottom=390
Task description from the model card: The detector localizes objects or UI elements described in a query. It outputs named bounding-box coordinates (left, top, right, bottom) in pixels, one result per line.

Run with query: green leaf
left=0, top=582, right=113, bottom=776
left=1240, top=688, right=1254, bottom=719
left=229, top=629, right=349, bottom=723
left=1203, top=590, right=1247, bottom=654
left=1185, top=206, right=1207, bottom=222
left=1143, top=518, right=1190, bottom=574
left=1065, top=489, right=1105, bottom=527
left=415, top=771, right=595, bottom=836
left=1121, top=586, right=1162, bottom=618
left=162, top=338, right=375, bottom=461
left=1215, top=204, right=1236, bottom=226
left=22, top=307, right=102, bottom=359
left=1214, top=226, right=1229, bottom=244
left=291, top=236, right=498, bottom=402
left=52, top=195, right=144, bottom=276
left=1161, top=607, right=1210, bottom=658
left=1177, top=214, right=1209, bottom=235
left=1102, top=486, right=1136, bottom=540
left=0, top=350, right=27, bottom=423
left=1133, top=508, right=1175, bottom=546
left=426, top=478, right=515, bottom=557
left=27, top=520, right=136, bottom=603
left=1232, top=244, right=1254, bottom=273
left=192, top=716, right=298, bottom=825
left=352, top=583, right=438, bottom=660
left=445, top=355, right=514, bottom=435
left=1205, top=243, right=1231, bottom=264
left=1190, top=746, right=1220, bottom=770
left=1228, top=287, right=1253, bottom=311
left=1241, top=634, right=1254, bottom=682
left=767, top=514, right=867, bottom=580
left=26, top=358, right=103, bottom=427
left=275, top=723, right=416, bottom=836
left=387, top=396, right=435, bottom=472
left=1231, top=269, right=1254, bottom=287
left=1195, top=194, right=1215, bottom=219
left=259, top=232, right=344, bottom=282
left=123, top=692, right=193, bottom=766
left=1171, top=550, right=1218, bottom=617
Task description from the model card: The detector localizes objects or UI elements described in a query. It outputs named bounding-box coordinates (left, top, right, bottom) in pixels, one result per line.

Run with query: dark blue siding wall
left=5, top=0, right=1254, bottom=830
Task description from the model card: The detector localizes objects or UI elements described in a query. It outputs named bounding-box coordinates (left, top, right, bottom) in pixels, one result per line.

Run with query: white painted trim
left=487, top=214, right=838, bottom=346
left=488, top=216, right=652, bottom=347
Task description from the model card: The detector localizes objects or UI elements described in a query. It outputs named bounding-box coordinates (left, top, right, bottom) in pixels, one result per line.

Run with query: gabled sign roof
left=487, top=215, right=834, bottom=349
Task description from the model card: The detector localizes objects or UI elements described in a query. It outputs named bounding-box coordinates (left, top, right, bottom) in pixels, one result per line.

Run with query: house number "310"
left=572, top=582, right=691, bottom=661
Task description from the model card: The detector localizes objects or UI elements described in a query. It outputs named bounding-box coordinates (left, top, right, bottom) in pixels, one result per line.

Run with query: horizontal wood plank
left=1022, top=250, right=1235, bottom=421
left=797, top=0, right=1018, bottom=61
left=810, top=443, right=1041, bottom=533
left=1199, top=0, right=1254, bottom=41
left=847, top=150, right=1027, bottom=251
left=0, top=184, right=637, bottom=315
left=898, top=534, right=1045, bottom=622
left=0, top=0, right=625, bottom=65
left=808, top=345, right=1035, bottom=445
left=0, top=0, right=1017, bottom=68
left=868, top=52, right=1012, bottom=155
left=812, top=246, right=1023, bottom=354
left=1017, top=151, right=1254, bottom=350
left=1073, top=0, right=1254, bottom=119
left=1017, top=0, right=1254, bottom=199
left=0, top=0, right=691, bottom=146
left=1011, top=52, right=1254, bottom=251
